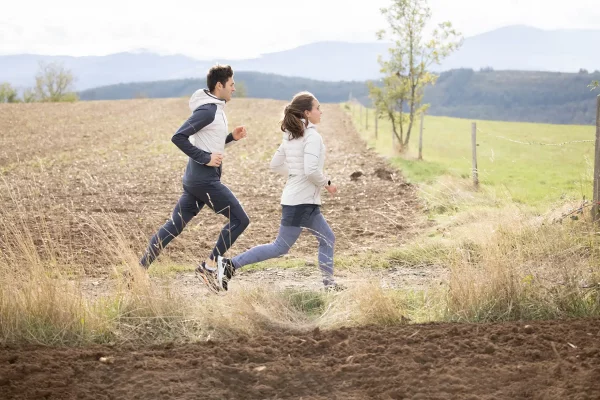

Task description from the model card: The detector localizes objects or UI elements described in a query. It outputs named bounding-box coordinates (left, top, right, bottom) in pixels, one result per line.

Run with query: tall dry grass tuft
left=400, top=175, right=600, bottom=322
left=325, top=283, right=411, bottom=326
left=443, top=205, right=600, bottom=322
left=314, top=282, right=442, bottom=329
left=0, top=199, right=112, bottom=345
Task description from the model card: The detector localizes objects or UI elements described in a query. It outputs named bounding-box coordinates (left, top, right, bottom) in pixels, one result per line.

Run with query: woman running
left=212, top=91, right=343, bottom=292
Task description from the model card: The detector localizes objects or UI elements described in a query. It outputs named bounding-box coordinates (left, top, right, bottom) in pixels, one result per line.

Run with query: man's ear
left=215, top=82, right=223, bottom=91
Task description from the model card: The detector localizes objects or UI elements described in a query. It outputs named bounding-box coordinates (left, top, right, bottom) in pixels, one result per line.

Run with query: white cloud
left=428, top=0, right=600, bottom=35
left=1, top=0, right=599, bottom=58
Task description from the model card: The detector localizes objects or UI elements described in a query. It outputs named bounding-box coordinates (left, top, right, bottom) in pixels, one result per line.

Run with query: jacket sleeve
left=225, top=132, right=236, bottom=148
left=270, top=142, right=288, bottom=177
left=303, top=133, right=328, bottom=187
left=171, top=104, right=216, bottom=165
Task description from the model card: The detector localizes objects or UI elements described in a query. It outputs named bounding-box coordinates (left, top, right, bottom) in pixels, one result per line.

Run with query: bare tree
left=34, top=62, right=78, bottom=102
left=370, top=0, right=462, bottom=151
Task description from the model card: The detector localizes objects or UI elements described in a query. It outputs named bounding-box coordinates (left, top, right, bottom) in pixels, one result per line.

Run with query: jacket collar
left=301, top=119, right=317, bottom=129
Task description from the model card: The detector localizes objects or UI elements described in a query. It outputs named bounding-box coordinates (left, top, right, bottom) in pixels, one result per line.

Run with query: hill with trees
left=78, top=69, right=600, bottom=125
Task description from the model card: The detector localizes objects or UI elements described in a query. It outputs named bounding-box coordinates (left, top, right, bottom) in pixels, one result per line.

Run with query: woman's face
left=304, top=99, right=322, bottom=125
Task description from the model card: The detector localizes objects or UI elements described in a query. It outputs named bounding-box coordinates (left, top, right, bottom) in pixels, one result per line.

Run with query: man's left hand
left=232, top=126, right=247, bottom=141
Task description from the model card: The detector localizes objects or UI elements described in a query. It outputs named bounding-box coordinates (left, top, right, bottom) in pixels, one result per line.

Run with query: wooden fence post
left=472, top=122, right=479, bottom=187
left=418, top=112, right=425, bottom=160
left=375, top=111, right=378, bottom=139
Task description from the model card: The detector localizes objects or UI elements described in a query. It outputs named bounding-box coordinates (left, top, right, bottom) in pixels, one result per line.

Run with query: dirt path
left=2, top=319, right=599, bottom=399
left=80, top=262, right=447, bottom=300
left=0, top=99, right=421, bottom=277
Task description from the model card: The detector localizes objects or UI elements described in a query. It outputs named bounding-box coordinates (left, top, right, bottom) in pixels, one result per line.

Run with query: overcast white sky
left=1, top=0, right=599, bottom=59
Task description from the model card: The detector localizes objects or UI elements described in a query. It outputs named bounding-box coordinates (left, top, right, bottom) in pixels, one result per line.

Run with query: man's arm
left=225, top=126, right=248, bottom=148
left=171, top=104, right=217, bottom=164
left=225, top=132, right=236, bottom=148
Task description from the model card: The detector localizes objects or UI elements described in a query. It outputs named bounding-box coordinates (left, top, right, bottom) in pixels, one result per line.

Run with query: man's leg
left=304, top=213, right=336, bottom=286
left=139, top=190, right=203, bottom=268
left=231, top=224, right=302, bottom=269
left=188, top=182, right=250, bottom=264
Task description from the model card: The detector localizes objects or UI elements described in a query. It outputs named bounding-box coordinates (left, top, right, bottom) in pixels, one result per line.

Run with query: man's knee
left=232, top=209, right=250, bottom=231
left=239, top=212, right=250, bottom=230
left=164, top=217, right=186, bottom=236
left=319, top=231, right=335, bottom=247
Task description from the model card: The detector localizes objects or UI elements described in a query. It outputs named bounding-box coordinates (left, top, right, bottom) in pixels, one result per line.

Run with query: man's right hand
left=206, top=152, right=224, bottom=167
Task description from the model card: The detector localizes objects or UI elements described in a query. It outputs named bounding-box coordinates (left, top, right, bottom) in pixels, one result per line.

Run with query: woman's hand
left=325, top=184, right=337, bottom=196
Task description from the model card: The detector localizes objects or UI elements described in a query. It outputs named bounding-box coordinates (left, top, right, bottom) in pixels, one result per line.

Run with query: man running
left=139, top=64, right=249, bottom=289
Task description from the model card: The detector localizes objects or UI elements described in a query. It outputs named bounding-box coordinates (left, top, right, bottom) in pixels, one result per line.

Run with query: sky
left=1, top=0, right=599, bottom=59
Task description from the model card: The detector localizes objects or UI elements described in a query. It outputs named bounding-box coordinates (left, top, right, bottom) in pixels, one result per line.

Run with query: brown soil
left=2, top=319, right=599, bottom=399
left=0, top=99, right=421, bottom=276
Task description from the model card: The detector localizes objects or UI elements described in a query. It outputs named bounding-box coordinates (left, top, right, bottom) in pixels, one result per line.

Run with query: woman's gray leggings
left=232, top=213, right=336, bottom=285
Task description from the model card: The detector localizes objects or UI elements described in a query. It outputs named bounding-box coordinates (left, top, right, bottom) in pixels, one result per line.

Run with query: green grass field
left=344, top=102, right=597, bottom=206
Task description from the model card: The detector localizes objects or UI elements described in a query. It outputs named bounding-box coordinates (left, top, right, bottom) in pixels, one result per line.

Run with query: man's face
left=216, top=77, right=235, bottom=102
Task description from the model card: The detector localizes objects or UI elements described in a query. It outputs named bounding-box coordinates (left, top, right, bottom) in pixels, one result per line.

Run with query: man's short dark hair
left=207, top=64, right=234, bottom=92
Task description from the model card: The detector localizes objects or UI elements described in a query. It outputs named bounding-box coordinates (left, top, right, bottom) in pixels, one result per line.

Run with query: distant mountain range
left=1, top=25, right=599, bottom=90
left=80, top=69, right=600, bottom=126
left=439, top=25, right=600, bottom=72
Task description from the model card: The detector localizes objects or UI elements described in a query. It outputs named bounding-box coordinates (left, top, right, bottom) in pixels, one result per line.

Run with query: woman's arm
left=270, top=142, right=289, bottom=176
left=303, top=133, right=328, bottom=187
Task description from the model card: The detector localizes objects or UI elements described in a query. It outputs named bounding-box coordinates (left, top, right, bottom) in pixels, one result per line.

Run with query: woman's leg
left=231, top=224, right=302, bottom=269
left=304, top=213, right=336, bottom=286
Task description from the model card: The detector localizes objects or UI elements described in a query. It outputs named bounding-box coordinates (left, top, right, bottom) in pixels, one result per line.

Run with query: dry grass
left=0, top=191, right=419, bottom=345
left=415, top=179, right=600, bottom=322
left=2, top=193, right=599, bottom=346
left=446, top=211, right=600, bottom=322
left=0, top=183, right=435, bottom=345
left=0, top=205, right=111, bottom=345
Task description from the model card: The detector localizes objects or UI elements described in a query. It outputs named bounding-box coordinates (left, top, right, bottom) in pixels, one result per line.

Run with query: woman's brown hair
left=281, top=91, right=316, bottom=140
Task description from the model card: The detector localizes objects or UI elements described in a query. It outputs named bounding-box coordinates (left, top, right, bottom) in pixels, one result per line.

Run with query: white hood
left=189, top=89, right=226, bottom=112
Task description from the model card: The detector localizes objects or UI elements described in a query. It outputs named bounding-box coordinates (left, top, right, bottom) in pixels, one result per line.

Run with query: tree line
left=0, top=62, right=78, bottom=103
left=77, top=68, right=600, bottom=126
